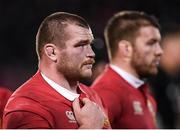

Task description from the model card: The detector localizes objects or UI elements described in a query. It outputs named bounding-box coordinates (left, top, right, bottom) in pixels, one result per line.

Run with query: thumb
left=81, top=98, right=90, bottom=105
left=72, top=98, right=81, bottom=115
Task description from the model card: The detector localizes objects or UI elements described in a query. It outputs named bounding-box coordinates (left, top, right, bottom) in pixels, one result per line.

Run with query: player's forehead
left=136, top=26, right=161, bottom=42
left=65, top=24, right=94, bottom=40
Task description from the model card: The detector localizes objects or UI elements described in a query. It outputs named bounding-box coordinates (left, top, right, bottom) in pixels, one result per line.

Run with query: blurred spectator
left=149, top=24, right=180, bottom=128
left=0, top=87, right=12, bottom=128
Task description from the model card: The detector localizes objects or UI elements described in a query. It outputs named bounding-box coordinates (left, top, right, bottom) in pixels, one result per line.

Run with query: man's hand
left=72, top=98, right=105, bottom=129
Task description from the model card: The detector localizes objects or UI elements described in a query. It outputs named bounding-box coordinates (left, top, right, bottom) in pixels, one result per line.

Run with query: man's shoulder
left=5, top=71, right=61, bottom=112
left=91, top=67, right=130, bottom=100
left=0, top=87, right=12, bottom=95
left=0, top=87, right=12, bottom=102
left=92, top=67, right=125, bottom=89
left=3, top=93, right=54, bottom=128
left=13, top=71, right=55, bottom=97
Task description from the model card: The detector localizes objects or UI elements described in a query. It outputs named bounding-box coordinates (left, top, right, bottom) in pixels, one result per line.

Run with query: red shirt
left=0, top=87, right=12, bottom=128
left=92, top=66, right=157, bottom=129
left=3, top=71, right=111, bottom=129
left=0, top=87, right=12, bottom=118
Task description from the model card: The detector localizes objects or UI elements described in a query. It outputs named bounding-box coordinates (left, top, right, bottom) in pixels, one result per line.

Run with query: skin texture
left=73, top=98, right=104, bottom=129
left=112, top=25, right=163, bottom=79
left=131, top=26, right=163, bottom=78
left=56, top=25, right=95, bottom=81
left=39, top=24, right=105, bottom=128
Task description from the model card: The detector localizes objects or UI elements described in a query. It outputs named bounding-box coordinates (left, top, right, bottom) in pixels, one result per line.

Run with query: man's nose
left=87, top=46, right=95, bottom=58
left=155, top=43, right=163, bottom=56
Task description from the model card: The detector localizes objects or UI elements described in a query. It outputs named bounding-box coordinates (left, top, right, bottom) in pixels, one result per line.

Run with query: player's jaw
left=80, top=58, right=95, bottom=77
left=149, top=57, right=161, bottom=74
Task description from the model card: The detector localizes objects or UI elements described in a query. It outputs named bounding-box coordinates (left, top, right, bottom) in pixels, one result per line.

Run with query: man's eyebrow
left=74, top=39, right=91, bottom=46
left=79, top=39, right=91, bottom=43
left=149, top=38, right=161, bottom=43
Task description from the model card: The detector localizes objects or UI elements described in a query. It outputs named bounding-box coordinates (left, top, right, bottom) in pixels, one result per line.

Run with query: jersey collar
left=41, top=72, right=80, bottom=101
left=110, top=64, right=144, bottom=89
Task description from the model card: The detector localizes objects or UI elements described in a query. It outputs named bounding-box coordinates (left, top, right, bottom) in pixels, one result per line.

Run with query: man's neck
left=40, top=66, right=79, bottom=94
left=111, top=60, right=139, bottom=79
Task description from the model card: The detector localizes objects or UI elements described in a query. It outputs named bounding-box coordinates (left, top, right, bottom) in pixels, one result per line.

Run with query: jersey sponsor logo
left=133, top=101, right=143, bottom=115
left=65, top=111, right=76, bottom=123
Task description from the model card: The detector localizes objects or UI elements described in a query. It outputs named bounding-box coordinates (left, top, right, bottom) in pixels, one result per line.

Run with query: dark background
left=0, top=0, right=180, bottom=128
left=1, top=0, right=180, bottom=90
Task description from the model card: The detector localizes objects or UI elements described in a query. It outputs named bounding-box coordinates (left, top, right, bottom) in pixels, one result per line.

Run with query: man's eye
left=80, top=44, right=86, bottom=47
left=75, top=44, right=85, bottom=47
left=147, top=41, right=155, bottom=46
left=76, top=44, right=84, bottom=48
left=79, top=43, right=88, bottom=48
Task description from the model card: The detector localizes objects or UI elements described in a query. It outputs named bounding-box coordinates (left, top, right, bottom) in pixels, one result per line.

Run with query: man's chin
left=80, top=71, right=92, bottom=79
left=139, top=69, right=158, bottom=78
left=152, top=67, right=158, bottom=74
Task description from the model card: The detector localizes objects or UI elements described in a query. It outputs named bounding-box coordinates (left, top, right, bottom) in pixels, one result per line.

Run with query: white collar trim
left=41, top=72, right=79, bottom=101
left=110, top=64, right=144, bottom=89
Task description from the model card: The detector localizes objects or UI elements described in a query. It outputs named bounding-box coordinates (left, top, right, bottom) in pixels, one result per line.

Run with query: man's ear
left=118, top=40, right=133, bottom=58
left=44, top=43, right=57, bottom=61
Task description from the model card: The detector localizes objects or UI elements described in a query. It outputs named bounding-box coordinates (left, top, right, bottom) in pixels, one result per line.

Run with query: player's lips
left=153, top=58, right=161, bottom=66
left=82, top=59, right=95, bottom=69
left=83, top=59, right=95, bottom=65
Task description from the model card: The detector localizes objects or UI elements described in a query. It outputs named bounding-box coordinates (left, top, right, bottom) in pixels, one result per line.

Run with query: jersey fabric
left=0, top=87, right=12, bottom=128
left=91, top=66, right=157, bottom=129
left=2, top=71, right=111, bottom=129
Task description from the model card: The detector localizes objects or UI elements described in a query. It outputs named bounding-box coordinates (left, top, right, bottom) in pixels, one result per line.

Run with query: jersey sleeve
left=3, top=95, right=55, bottom=129
left=3, top=111, right=52, bottom=129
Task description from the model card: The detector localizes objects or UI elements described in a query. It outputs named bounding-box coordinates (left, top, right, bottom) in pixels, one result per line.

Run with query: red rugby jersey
left=2, top=71, right=111, bottom=129
left=92, top=66, right=157, bottom=129
left=0, top=87, right=12, bottom=128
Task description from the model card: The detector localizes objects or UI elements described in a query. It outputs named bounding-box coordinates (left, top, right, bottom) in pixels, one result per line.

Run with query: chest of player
left=116, top=86, right=156, bottom=128
left=45, top=99, right=79, bottom=129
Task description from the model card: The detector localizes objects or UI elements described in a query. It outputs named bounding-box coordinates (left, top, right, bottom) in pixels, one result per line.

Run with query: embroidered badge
left=133, top=101, right=143, bottom=115
left=65, top=111, right=76, bottom=123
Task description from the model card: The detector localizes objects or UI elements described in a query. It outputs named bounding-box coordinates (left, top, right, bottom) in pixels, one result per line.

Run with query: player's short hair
left=36, top=12, right=90, bottom=59
left=104, top=10, right=160, bottom=61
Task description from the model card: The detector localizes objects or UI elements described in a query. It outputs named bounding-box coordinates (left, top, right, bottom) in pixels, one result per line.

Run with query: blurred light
left=93, top=38, right=104, bottom=50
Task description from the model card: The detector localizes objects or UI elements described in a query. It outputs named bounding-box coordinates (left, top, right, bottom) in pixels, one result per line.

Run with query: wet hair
left=104, top=10, right=160, bottom=61
left=36, top=12, right=90, bottom=59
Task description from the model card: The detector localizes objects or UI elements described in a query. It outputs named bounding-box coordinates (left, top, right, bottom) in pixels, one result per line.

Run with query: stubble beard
left=57, top=62, right=93, bottom=82
left=131, top=58, right=158, bottom=79
left=134, top=64, right=158, bottom=79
